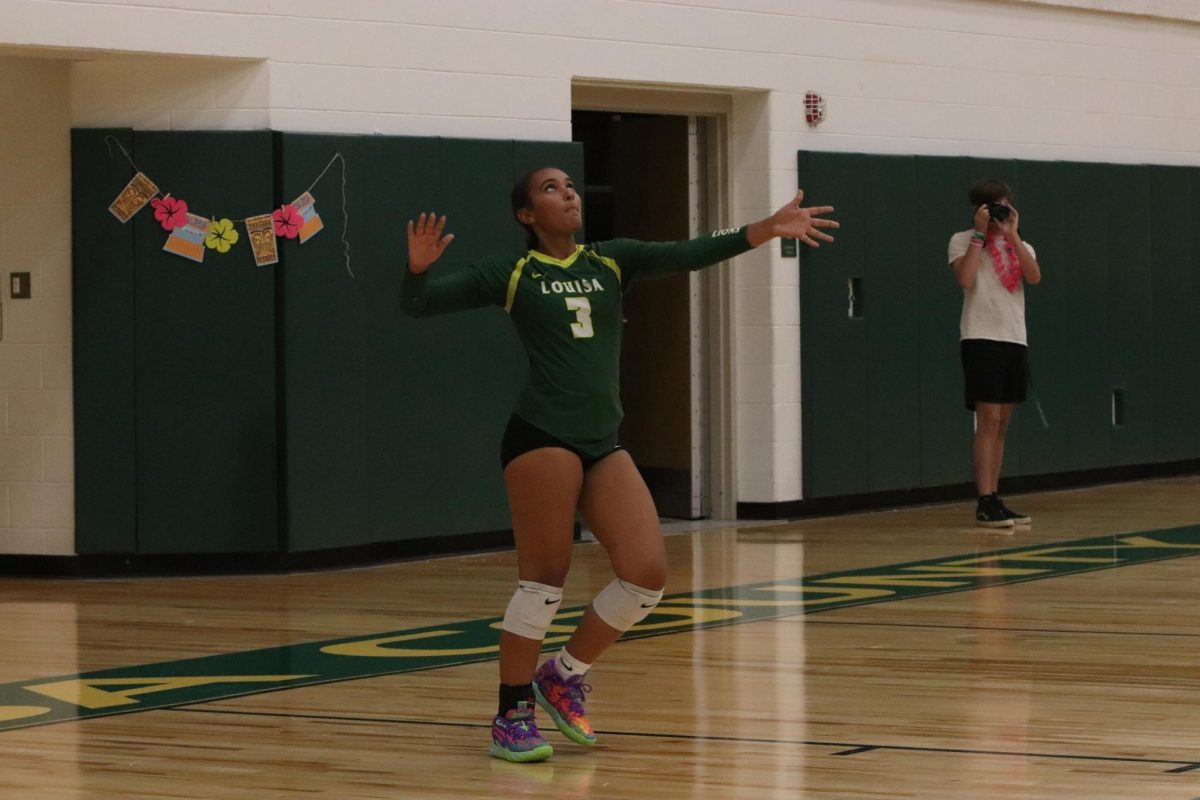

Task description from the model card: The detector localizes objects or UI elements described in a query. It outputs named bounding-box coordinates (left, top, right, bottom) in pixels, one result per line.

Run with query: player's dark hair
left=968, top=178, right=1013, bottom=207
left=511, top=168, right=543, bottom=251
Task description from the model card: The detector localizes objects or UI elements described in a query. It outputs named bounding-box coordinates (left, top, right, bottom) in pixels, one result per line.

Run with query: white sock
left=554, top=648, right=592, bottom=679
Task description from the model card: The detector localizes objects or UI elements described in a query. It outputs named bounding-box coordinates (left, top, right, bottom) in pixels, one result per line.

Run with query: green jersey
left=400, top=227, right=753, bottom=457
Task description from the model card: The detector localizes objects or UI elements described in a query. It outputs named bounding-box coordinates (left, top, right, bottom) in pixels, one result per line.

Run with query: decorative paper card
left=292, top=191, right=325, bottom=244
left=109, top=172, right=159, bottom=223
left=245, top=213, right=279, bottom=266
left=163, top=214, right=212, bottom=262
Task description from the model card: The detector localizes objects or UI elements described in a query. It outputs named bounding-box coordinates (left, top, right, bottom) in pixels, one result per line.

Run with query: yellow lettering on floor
left=0, top=706, right=52, bottom=722
left=1118, top=536, right=1200, bottom=550
left=819, top=575, right=967, bottom=588
left=947, top=545, right=1120, bottom=565
left=903, top=565, right=1046, bottom=577
left=24, top=676, right=314, bottom=709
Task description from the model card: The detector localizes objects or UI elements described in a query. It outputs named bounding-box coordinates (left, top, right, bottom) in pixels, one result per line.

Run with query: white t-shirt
left=947, top=230, right=1036, bottom=345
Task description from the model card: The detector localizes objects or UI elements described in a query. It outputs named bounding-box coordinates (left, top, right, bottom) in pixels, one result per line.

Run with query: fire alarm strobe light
left=805, top=91, right=825, bottom=127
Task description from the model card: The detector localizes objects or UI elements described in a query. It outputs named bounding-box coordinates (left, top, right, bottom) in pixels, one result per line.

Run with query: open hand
left=769, top=190, right=838, bottom=248
left=406, top=212, right=454, bottom=274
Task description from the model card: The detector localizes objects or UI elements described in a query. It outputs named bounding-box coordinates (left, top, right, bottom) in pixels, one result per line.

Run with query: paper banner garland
left=102, top=136, right=353, bottom=276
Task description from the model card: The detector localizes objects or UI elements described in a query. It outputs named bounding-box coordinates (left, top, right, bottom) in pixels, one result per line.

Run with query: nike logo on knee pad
left=544, top=598, right=561, bottom=605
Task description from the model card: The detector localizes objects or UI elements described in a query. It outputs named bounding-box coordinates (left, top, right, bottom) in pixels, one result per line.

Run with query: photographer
left=948, top=178, right=1042, bottom=528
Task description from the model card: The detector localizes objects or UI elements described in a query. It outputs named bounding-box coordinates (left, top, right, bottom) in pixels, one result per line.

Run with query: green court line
left=2, top=525, right=1197, bottom=733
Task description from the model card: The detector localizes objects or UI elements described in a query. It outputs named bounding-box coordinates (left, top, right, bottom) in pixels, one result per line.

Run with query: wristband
left=968, top=238, right=984, bottom=248
left=971, top=230, right=987, bottom=241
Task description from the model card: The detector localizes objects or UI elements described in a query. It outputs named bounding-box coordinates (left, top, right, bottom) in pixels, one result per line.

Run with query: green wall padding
left=1059, top=162, right=1113, bottom=471
left=131, top=131, right=278, bottom=554
left=913, top=156, right=977, bottom=488
left=1107, top=165, right=1156, bottom=467
left=862, top=156, right=922, bottom=492
left=1009, top=159, right=1067, bottom=477
left=277, top=134, right=381, bottom=553
left=73, top=129, right=581, bottom=556
left=798, top=151, right=1200, bottom=500
left=1150, top=166, right=1200, bottom=462
left=277, top=133, right=582, bottom=552
left=798, top=151, right=870, bottom=498
left=71, top=129, right=137, bottom=554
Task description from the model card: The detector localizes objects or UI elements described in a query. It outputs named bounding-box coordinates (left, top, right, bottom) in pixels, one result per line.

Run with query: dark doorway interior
left=572, top=110, right=699, bottom=518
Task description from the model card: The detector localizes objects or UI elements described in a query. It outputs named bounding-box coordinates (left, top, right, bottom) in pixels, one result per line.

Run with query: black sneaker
left=976, top=495, right=1014, bottom=529
left=996, top=496, right=1031, bottom=525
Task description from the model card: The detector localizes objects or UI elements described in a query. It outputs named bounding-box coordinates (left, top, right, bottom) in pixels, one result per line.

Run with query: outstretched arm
left=745, top=190, right=839, bottom=248
left=400, top=212, right=501, bottom=317
left=597, top=187, right=839, bottom=283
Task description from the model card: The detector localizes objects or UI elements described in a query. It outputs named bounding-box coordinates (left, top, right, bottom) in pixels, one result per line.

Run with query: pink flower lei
left=986, top=234, right=1021, bottom=292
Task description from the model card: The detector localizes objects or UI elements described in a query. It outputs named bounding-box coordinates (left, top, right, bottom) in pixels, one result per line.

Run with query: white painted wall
left=70, top=56, right=269, bottom=131
left=1, top=0, right=1198, bottom=548
left=0, top=56, right=75, bottom=554
left=1014, top=0, right=1200, bottom=22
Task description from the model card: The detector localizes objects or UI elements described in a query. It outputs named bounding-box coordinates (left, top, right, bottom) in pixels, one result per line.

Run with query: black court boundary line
left=4, top=532, right=1198, bottom=735
left=172, top=706, right=1199, bottom=774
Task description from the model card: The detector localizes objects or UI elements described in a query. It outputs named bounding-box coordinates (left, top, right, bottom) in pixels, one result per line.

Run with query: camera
left=987, top=202, right=1011, bottom=223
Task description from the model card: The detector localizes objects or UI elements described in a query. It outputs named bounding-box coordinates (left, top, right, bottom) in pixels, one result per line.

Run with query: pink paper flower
left=151, top=195, right=189, bottom=231
left=273, top=204, right=302, bottom=239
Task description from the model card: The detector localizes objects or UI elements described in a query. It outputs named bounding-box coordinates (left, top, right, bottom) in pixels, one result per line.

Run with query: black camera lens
left=987, top=202, right=1011, bottom=222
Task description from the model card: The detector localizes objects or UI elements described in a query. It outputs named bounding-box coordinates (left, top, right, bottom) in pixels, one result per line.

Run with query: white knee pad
left=502, top=580, right=563, bottom=640
left=591, top=578, right=664, bottom=632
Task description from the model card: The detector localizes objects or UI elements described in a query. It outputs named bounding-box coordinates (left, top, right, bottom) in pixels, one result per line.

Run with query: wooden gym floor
left=1, top=476, right=1197, bottom=799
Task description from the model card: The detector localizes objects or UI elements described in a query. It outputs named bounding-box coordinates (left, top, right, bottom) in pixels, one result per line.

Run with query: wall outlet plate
left=10, top=272, right=31, bottom=299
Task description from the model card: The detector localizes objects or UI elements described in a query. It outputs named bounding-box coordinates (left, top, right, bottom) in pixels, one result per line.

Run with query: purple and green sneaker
left=532, top=660, right=597, bottom=746
left=490, top=701, right=553, bottom=763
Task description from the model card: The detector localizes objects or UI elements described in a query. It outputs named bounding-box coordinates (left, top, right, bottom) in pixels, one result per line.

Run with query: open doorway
left=571, top=110, right=716, bottom=519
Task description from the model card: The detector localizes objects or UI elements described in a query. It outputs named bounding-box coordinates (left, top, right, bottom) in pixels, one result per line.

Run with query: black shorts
left=499, top=415, right=623, bottom=471
left=961, top=339, right=1028, bottom=411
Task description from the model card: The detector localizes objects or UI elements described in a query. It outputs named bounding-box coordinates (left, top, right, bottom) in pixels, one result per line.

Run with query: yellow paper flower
left=205, top=218, right=240, bottom=253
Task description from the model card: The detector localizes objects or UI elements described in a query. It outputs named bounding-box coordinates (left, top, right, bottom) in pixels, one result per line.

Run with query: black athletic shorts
left=499, top=414, right=623, bottom=471
left=960, top=339, right=1028, bottom=410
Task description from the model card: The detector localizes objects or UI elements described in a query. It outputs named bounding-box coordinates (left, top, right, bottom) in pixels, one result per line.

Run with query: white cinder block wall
left=0, top=56, right=75, bottom=555
left=2, top=0, right=1199, bottom=552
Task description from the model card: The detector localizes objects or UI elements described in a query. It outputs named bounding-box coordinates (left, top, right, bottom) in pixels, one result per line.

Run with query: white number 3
left=565, top=297, right=594, bottom=339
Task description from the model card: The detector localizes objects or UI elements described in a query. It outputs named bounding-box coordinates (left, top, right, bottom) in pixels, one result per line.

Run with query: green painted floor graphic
left=2, top=525, right=1198, bottom=732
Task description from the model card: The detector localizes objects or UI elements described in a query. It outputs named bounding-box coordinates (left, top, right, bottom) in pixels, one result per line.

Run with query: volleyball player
left=402, top=167, right=837, bottom=762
